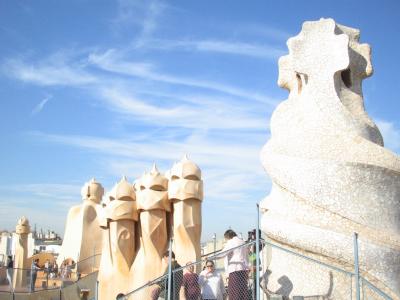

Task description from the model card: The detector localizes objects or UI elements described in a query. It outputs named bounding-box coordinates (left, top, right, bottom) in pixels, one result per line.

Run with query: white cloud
left=31, top=95, right=52, bottom=115
left=134, top=38, right=285, bottom=60
left=99, top=87, right=268, bottom=130
left=0, top=183, right=81, bottom=204
left=4, top=58, right=97, bottom=86
left=88, top=49, right=278, bottom=105
left=376, top=119, right=400, bottom=153
left=194, top=40, right=284, bottom=59
left=112, top=0, right=166, bottom=47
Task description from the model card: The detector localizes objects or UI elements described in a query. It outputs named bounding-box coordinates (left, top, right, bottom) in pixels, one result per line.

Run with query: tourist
left=218, top=229, right=249, bottom=300
left=180, top=262, right=201, bottom=300
left=151, top=251, right=183, bottom=300
left=6, top=256, right=13, bottom=286
left=247, top=229, right=264, bottom=299
left=60, top=262, right=67, bottom=279
left=30, top=259, right=40, bottom=292
left=198, top=260, right=225, bottom=300
left=44, top=259, right=50, bottom=285
left=66, top=260, right=74, bottom=279
left=52, top=261, right=58, bottom=278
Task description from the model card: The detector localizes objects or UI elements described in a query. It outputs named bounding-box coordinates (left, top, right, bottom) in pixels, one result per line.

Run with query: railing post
left=95, top=280, right=99, bottom=300
left=213, top=233, right=216, bottom=254
left=93, top=247, right=96, bottom=273
left=256, top=204, right=261, bottom=300
left=353, top=232, right=361, bottom=300
left=167, top=238, right=173, bottom=300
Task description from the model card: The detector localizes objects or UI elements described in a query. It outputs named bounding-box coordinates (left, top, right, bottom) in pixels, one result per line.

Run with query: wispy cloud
left=376, top=119, right=400, bottom=153
left=232, top=24, right=292, bottom=41
left=31, top=95, right=52, bottom=115
left=88, top=49, right=278, bottom=105
left=25, top=130, right=270, bottom=211
left=112, top=0, right=166, bottom=47
left=99, top=87, right=268, bottom=130
left=28, top=130, right=266, bottom=169
left=194, top=40, right=284, bottom=59
left=0, top=183, right=81, bottom=204
left=3, top=57, right=97, bottom=86
left=133, top=38, right=285, bottom=60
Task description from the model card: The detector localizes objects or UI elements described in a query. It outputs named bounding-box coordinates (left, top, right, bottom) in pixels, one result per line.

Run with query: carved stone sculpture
left=260, top=18, right=400, bottom=299
left=57, top=178, right=104, bottom=274
left=13, top=217, right=30, bottom=290
left=98, top=176, right=138, bottom=300
left=168, top=155, right=203, bottom=270
left=131, top=165, right=171, bottom=294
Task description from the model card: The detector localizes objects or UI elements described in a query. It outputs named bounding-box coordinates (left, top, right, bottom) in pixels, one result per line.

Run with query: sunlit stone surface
left=169, top=155, right=203, bottom=271
left=98, top=176, right=138, bottom=300
left=260, top=18, right=400, bottom=299
left=13, top=217, right=30, bottom=290
left=57, top=179, right=104, bottom=273
left=130, top=165, right=170, bottom=297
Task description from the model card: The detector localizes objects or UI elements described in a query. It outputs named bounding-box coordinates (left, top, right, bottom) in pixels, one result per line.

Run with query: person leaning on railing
left=6, top=256, right=13, bottom=286
left=151, top=251, right=183, bottom=300
left=30, top=259, right=41, bottom=292
left=216, top=229, right=250, bottom=300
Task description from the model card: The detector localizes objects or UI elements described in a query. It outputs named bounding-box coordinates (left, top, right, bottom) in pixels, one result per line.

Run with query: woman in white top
left=199, top=260, right=225, bottom=300
left=219, top=229, right=249, bottom=300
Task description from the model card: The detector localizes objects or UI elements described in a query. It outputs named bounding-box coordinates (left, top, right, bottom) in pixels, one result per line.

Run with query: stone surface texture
left=130, top=164, right=170, bottom=298
left=57, top=178, right=104, bottom=273
left=93, top=157, right=203, bottom=299
left=98, top=176, right=138, bottom=300
left=13, top=216, right=30, bottom=290
left=260, top=18, right=400, bottom=300
left=169, top=155, right=203, bottom=271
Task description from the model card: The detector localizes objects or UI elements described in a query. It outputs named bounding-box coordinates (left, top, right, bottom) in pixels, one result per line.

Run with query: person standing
left=6, top=256, right=13, bottom=287
left=181, top=262, right=201, bottom=300
left=44, top=259, right=50, bottom=286
left=199, top=260, right=225, bottom=300
left=151, top=251, right=183, bottom=300
left=219, top=229, right=249, bottom=300
left=30, top=259, right=40, bottom=292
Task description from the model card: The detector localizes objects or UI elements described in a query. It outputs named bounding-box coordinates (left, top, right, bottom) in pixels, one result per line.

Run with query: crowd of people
left=5, top=256, right=78, bottom=291
left=6, top=227, right=259, bottom=298
left=148, top=228, right=259, bottom=300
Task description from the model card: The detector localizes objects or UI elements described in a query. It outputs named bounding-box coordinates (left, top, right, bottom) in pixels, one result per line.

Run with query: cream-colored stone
left=98, top=176, right=138, bottom=300
left=57, top=179, right=104, bottom=274
left=13, top=216, right=30, bottom=290
left=260, top=18, right=400, bottom=299
left=168, top=155, right=203, bottom=271
left=130, top=165, right=170, bottom=296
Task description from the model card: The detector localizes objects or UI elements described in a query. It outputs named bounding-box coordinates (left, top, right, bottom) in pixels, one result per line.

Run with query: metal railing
left=120, top=205, right=394, bottom=300
left=0, top=205, right=396, bottom=300
left=0, top=253, right=101, bottom=298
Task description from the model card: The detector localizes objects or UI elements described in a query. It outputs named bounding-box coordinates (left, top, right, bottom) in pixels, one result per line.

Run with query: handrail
left=2, top=242, right=394, bottom=299
left=3, top=253, right=101, bottom=272
left=361, top=277, right=392, bottom=300
left=263, top=239, right=353, bottom=276
left=123, top=240, right=256, bottom=298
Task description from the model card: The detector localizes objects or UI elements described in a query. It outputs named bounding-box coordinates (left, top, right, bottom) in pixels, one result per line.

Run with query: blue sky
left=0, top=0, right=399, bottom=242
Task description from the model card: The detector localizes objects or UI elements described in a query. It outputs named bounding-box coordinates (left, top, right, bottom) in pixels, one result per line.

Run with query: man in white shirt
left=219, top=229, right=249, bottom=300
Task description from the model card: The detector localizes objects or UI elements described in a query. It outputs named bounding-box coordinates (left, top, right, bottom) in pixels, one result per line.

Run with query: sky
left=0, top=0, right=399, bottom=242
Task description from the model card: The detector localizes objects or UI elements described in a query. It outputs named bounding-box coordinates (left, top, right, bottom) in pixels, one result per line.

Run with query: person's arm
left=198, top=271, right=206, bottom=287
left=219, top=274, right=226, bottom=297
left=214, top=239, right=233, bottom=259
left=179, top=285, right=186, bottom=300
